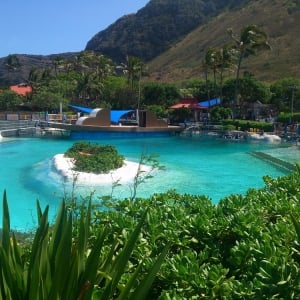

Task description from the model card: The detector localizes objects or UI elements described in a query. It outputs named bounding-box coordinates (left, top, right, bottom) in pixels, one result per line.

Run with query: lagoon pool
left=0, top=134, right=298, bottom=230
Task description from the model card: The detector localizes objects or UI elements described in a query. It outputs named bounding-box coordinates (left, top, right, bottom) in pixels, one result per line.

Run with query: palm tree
left=228, top=25, right=271, bottom=116
left=25, top=67, right=41, bottom=95
left=201, top=58, right=211, bottom=101
left=72, top=51, right=114, bottom=104
left=120, top=56, right=144, bottom=109
left=218, top=44, right=235, bottom=101
left=204, top=47, right=219, bottom=99
left=93, top=54, right=114, bottom=81
left=203, top=44, right=234, bottom=101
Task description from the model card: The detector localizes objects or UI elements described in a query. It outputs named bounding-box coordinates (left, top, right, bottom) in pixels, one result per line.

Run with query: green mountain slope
left=147, top=0, right=300, bottom=82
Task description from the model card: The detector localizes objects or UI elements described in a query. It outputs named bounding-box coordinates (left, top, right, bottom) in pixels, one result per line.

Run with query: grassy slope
left=147, top=0, right=300, bottom=83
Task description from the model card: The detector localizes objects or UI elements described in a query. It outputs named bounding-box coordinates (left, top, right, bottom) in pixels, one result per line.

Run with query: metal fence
left=0, top=112, right=77, bottom=123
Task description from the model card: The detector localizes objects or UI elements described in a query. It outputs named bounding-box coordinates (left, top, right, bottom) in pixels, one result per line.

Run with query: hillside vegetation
left=0, top=53, right=77, bottom=86
left=147, top=0, right=300, bottom=82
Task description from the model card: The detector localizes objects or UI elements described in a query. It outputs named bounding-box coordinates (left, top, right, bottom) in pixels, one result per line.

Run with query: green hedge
left=222, top=119, right=274, bottom=132
left=277, top=112, right=300, bottom=123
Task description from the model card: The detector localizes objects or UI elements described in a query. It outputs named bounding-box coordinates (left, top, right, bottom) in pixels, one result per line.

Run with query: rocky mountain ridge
left=85, top=0, right=251, bottom=63
left=0, top=0, right=299, bottom=85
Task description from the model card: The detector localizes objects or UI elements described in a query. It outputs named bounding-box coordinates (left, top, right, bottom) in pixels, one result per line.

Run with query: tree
left=72, top=51, right=114, bottom=105
left=119, top=56, right=145, bottom=109
left=203, top=48, right=219, bottom=99
left=238, top=75, right=271, bottom=104
left=30, top=89, right=65, bottom=111
left=203, top=44, right=234, bottom=101
left=101, top=76, right=130, bottom=109
left=217, top=44, right=235, bottom=101
left=228, top=25, right=271, bottom=114
left=0, top=90, right=22, bottom=111
left=143, top=82, right=179, bottom=108
left=270, top=78, right=300, bottom=113
left=48, top=73, right=77, bottom=103
left=183, top=79, right=214, bottom=101
left=222, top=76, right=271, bottom=107
left=210, top=106, right=232, bottom=121
left=25, top=67, right=41, bottom=96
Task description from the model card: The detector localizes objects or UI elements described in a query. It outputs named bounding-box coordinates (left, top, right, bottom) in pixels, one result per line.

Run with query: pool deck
left=46, top=122, right=184, bottom=134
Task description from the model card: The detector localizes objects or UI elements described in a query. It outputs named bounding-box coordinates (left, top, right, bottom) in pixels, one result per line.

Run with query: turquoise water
left=0, top=134, right=297, bottom=230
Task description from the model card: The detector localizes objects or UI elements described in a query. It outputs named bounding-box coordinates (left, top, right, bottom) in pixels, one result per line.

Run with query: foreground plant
left=0, top=190, right=168, bottom=300
left=130, top=152, right=165, bottom=201
left=94, top=166, right=300, bottom=299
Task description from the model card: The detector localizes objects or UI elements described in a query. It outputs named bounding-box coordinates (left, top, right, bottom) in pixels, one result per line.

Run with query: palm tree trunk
left=233, top=54, right=243, bottom=118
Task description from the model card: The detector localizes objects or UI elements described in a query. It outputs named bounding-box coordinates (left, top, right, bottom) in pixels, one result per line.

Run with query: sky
left=0, top=0, right=150, bottom=58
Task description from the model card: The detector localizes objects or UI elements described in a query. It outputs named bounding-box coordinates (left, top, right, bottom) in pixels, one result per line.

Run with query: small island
left=53, top=141, right=150, bottom=184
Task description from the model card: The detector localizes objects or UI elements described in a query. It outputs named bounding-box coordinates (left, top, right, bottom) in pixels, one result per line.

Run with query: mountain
left=147, top=0, right=300, bottom=82
left=0, top=0, right=299, bottom=85
left=0, top=53, right=77, bottom=86
left=85, top=0, right=252, bottom=63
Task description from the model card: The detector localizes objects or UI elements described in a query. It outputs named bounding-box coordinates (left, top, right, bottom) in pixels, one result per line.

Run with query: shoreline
left=53, top=154, right=150, bottom=184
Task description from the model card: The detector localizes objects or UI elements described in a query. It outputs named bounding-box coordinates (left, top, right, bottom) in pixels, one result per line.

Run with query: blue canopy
left=198, top=98, right=221, bottom=108
left=69, top=105, right=135, bottom=123
left=111, top=110, right=135, bottom=123
left=68, top=105, right=93, bottom=114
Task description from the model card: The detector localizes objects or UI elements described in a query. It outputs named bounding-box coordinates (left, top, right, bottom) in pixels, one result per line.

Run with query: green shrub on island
left=64, top=141, right=124, bottom=174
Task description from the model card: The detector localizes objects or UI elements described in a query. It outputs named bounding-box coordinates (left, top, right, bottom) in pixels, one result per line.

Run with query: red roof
left=169, top=98, right=207, bottom=110
left=10, top=84, right=32, bottom=96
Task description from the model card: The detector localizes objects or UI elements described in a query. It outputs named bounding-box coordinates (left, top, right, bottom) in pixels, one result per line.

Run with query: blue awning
left=198, top=98, right=221, bottom=108
left=111, top=110, right=135, bottom=123
left=68, top=105, right=93, bottom=114
left=69, top=105, right=135, bottom=123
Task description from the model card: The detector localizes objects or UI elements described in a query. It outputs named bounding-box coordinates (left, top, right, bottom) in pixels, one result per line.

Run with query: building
left=9, top=84, right=32, bottom=97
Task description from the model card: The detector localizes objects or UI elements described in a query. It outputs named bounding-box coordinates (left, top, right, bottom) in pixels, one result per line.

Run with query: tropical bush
left=91, top=166, right=300, bottom=299
left=64, top=141, right=124, bottom=174
left=2, top=164, right=300, bottom=298
left=210, top=106, right=232, bottom=121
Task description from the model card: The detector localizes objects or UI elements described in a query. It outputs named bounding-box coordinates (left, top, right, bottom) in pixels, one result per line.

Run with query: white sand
left=53, top=154, right=150, bottom=184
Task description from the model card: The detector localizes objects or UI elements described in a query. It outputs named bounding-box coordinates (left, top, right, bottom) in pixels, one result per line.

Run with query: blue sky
left=0, top=0, right=149, bottom=57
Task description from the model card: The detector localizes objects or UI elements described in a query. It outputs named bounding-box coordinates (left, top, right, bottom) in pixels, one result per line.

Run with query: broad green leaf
left=130, top=244, right=169, bottom=300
